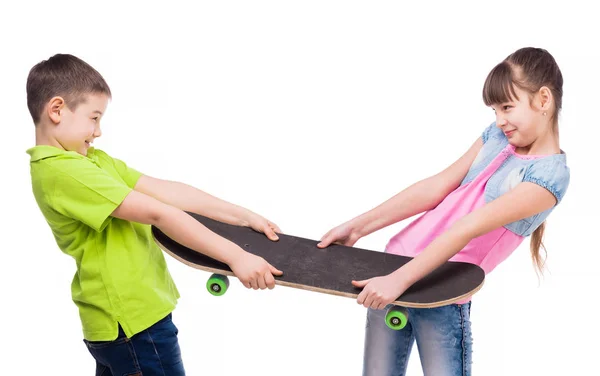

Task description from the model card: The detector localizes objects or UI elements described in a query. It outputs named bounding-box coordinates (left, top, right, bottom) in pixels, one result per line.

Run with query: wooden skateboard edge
left=155, top=237, right=485, bottom=309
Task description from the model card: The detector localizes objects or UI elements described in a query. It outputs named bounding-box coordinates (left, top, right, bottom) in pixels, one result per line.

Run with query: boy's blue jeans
left=83, top=313, right=185, bottom=375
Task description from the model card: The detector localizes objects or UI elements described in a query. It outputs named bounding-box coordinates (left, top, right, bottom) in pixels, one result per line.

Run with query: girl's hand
left=352, top=274, right=408, bottom=310
left=317, top=221, right=362, bottom=248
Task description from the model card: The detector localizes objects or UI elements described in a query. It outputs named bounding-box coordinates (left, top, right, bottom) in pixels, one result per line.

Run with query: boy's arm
left=354, top=181, right=557, bottom=310
left=111, top=189, right=283, bottom=289
left=133, top=175, right=280, bottom=240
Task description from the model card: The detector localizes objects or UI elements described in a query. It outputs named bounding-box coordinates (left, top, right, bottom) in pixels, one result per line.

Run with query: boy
left=26, top=53, right=283, bottom=375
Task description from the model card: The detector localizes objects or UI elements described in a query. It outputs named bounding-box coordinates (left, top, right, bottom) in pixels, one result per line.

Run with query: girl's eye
left=503, top=105, right=511, bottom=110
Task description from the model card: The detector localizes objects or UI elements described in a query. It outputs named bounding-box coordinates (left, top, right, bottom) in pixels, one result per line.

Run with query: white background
left=1, top=1, right=598, bottom=375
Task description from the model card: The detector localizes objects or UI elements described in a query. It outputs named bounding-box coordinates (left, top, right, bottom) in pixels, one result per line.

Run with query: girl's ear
left=538, top=86, right=553, bottom=112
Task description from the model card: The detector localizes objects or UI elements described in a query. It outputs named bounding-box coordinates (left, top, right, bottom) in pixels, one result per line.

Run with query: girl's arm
left=355, top=181, right=558, bottom=309
left=319, top=137, right=483, bottom=247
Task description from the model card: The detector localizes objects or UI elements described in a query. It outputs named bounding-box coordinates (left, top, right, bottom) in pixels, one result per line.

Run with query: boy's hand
left=229, top=252, right=283, bottom=289
left=317, top=221, right=362, bottom=248
left=243, top=212, right=281, bottom=241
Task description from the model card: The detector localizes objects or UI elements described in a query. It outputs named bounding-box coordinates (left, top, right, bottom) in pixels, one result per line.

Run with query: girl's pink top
left=385, top=144, right=543, bottom=303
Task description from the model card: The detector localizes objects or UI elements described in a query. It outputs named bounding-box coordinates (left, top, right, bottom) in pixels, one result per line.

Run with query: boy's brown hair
left=26, top=54, right=112, bottom=125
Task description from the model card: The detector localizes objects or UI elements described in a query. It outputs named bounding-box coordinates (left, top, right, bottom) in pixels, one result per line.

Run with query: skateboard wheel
left=207, top=274, right=229, bottom=296
left=385, top=306, right=408, bottom=330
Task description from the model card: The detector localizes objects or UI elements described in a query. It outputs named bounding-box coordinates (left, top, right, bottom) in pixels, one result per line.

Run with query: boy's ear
left=48, top=96, right=66, bottom=125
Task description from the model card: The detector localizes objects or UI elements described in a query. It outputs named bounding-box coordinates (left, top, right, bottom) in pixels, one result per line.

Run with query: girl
left=317, top=47, right=570, bottom=376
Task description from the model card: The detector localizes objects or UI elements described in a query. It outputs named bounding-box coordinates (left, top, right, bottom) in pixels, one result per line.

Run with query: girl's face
left=491, top=85, right=551, bottom=148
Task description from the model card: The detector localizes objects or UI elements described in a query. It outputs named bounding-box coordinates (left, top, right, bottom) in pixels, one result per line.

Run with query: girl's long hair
left=482, top=47, right=563, bottom=276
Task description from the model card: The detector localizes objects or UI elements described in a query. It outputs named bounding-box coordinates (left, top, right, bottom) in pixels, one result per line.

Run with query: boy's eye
left=503, top=105, right=511, bottom=110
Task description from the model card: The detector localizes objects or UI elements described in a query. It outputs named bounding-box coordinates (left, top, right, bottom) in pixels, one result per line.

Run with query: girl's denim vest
left=460, top=122, right=570, bottom=237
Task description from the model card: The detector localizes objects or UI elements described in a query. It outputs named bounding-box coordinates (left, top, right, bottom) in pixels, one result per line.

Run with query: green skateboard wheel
left=385, top=306, right=408, bottom=330
left=207, top=274, right=229, bottom=296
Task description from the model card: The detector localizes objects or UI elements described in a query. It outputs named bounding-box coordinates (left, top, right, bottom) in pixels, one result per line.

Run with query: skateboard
left=151, top=212, right=485, bottom=330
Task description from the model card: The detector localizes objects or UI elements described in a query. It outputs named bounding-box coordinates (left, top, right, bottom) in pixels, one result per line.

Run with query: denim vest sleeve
left=482, top=121, right=505, bottom=144
left=460, top=122, right=570, bottom=237
left=461, top=122, right=507, bottom=185
left=507, top=157, right=570, bottom=236
left=523, top=157, right=570, bottom=204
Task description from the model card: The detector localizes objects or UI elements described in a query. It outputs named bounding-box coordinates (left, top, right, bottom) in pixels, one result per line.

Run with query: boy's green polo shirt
left=26, top=145, right=180, bottom=341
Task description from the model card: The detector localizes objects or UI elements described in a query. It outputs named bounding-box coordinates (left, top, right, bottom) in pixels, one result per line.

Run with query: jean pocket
left=83, top=337, right=142, bottom=376
left=84, top=336, right=130, bottom=350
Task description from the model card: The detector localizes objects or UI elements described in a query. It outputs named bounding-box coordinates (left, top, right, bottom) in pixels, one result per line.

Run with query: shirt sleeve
left=46, top=157, right=133, bottom=232
left=481, top=122, right=504, bottom=144
left=522, top=158, right=570, bottom=204
left=95, top=149, right=143, bottom=188
left=111, top=157, right=143, bottom=188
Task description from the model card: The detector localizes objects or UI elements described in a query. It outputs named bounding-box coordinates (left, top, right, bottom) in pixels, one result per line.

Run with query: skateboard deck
left=152, top=212, right=485, bottom=330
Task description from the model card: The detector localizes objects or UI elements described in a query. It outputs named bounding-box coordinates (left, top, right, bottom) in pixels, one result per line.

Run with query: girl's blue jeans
left=363, top=302, right=473, bottom=376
